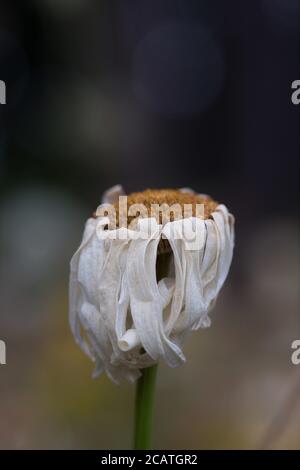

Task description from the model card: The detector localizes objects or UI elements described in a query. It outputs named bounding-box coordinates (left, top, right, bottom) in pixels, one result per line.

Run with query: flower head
left=69, top=185, right=234, bottom=383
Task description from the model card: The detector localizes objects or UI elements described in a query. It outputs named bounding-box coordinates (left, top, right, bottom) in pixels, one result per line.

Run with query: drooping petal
left=101, top=184, right=125, bottom=204
left=69, top=217, right=99, bottom=359
left=79, top=302, right=112, bottom=376
left=127, top=218, right=185, bottom=367
left=118, top=329, right=140, bottom=352
left=158, top=277, right=174, bottom=309
left=211, top=205, right=234, bottom=291
left=115, top=272, right=130, bottom=342
left=69, top=217, right=115, bottom=374
left=77, top=220, right=108, bottom=305
left=163, top=218, right=207, bottom=331
left=161, top=224, right=185, bottom=334
left=198, top=205, right=234, bottom=315
left=201, top=218, right=220, bottom=309
left=97, top=236, right=131, bottom=361
left=182, top=228, right=207, bottom=328
left=179, top=187, right=195, bottom=194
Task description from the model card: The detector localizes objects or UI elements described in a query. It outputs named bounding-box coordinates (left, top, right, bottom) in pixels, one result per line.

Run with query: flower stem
left=134, top=364, right=158, bottom=450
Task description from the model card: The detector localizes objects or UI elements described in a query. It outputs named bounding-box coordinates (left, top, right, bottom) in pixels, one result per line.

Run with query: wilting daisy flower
left=69, top=185, right=234, bottom=383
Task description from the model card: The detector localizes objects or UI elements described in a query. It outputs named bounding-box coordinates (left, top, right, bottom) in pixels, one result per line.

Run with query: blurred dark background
left=0, top=0, right=299, bottom=449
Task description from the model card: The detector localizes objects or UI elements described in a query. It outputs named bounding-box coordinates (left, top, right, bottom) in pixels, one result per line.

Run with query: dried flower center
left=114, top=189, right=218, bottom=226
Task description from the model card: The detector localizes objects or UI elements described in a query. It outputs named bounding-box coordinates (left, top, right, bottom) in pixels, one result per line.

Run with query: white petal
left=158, top=277, right=174, bottom=308
left=198, top=205, right=234, bottom=314
left=179, top=187, right=195, bottom=194
left=118, top=329, right=140, bottom=352
left=192, top=314, right=212, bottom=330
left=162, top=218, right=207, bottom=331
left=69, top=218, right=98, bottom=358
left=78, top=226, right=106, bottom=305
left=211, top=205, right=234, bottom=290
left=101, top=184, right=125, bottom=204
left=201, top=219, right=220, bottom=308
left=115, top=273, right=130, bottom=340
left=98, top=240, right=128, bottom=356
left=79, top=302, right=140, bottom=384
left=79, top=302, right=111, bottom=368
left=127, top=218, right=185, bottom=367
left=161, top=226, right=187, bottom=334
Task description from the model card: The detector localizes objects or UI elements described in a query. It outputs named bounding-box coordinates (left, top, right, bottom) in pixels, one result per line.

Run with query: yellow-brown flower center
left=114, top=189, right=218, bottom=226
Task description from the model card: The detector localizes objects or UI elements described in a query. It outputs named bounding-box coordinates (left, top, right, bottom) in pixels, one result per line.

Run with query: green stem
left=134, top=364, right=158, bottom=450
